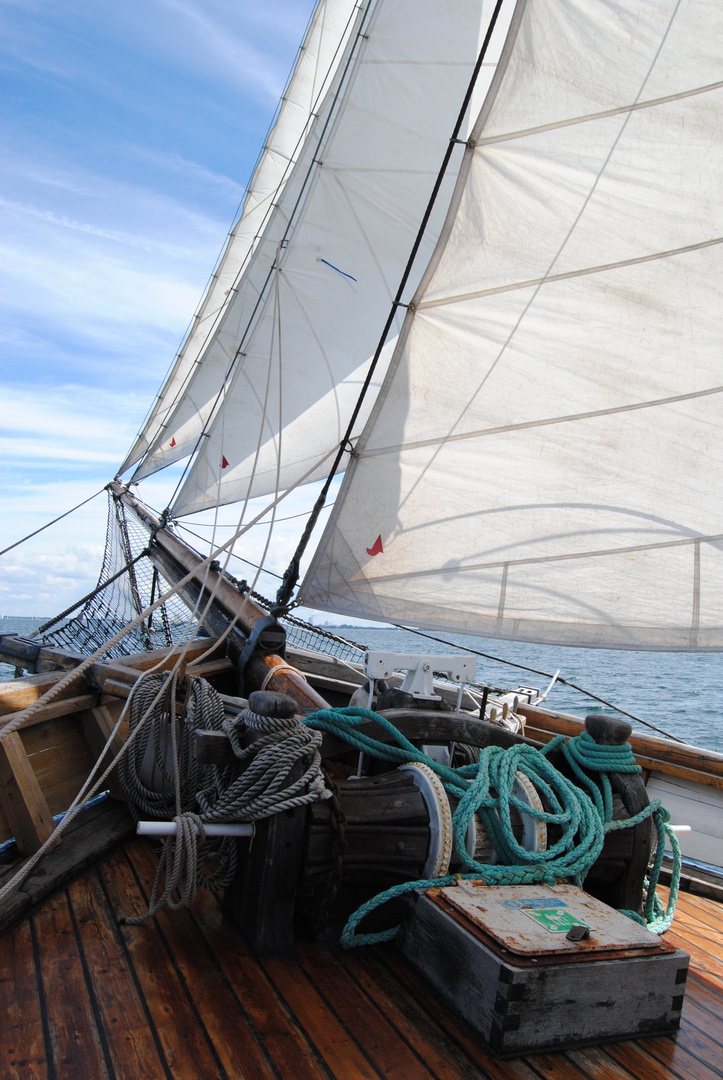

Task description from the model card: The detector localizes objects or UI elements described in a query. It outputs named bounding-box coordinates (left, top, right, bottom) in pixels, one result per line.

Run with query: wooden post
left=0, top=732, right=56, bottom=853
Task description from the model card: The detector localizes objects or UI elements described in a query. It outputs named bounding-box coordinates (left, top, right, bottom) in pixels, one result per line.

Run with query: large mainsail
left=302, top=0, right=723, bottom=650
left=121, top=0, right=361, bottom=478
left=140, top=0, right=504, bottom=515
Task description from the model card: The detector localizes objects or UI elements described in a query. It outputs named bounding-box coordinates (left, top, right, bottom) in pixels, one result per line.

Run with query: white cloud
left=0, top=0, right=314, bottom=617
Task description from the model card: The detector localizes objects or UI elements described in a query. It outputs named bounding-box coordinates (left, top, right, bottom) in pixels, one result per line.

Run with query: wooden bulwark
left=0, top=638, right=229, bottom=852
left=0, top=838, right=722, bottom=1080
left=520, top=703, right=723, bottom=788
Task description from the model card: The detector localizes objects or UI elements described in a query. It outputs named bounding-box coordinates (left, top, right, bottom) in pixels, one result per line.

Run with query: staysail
left=121, top=0, right=361, bottom=477
left=302, top=0, right=723, bottom=650
left=134, top=0, right=506, bottom=515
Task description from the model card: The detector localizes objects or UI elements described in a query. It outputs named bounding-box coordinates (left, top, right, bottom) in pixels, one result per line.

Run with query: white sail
left=121, top=0, right=361, bottom=477
left=162, top=0, right=505, bottom=515
left=302, top=0, right=723, bottom=650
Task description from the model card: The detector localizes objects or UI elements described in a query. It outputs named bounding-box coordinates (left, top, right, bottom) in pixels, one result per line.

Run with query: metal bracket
left=237, top=616, right=287, bottom=696
left=364, top=651, right=475, bottom=705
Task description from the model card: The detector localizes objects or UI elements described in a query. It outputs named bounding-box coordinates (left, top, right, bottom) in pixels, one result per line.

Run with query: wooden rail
left=520, top=703, right=723, bottom=789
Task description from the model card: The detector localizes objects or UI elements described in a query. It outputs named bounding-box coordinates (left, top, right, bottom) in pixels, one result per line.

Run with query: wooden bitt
left=222, top=691, right=311, bottom=957
left=520, top=702, right=723, bottom=787
left=580, top=714, right=653, bottom=912
left=222, top=787, right=308, bottom=957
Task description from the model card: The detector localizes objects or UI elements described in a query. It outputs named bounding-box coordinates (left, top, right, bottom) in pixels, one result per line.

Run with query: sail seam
left=124, top=0, right=368, bottom=480
left=496, top=562, right=508, bottom=629
left=417, top=235, right=723, bottom=311
left=690, top=540, right=701, bottom=648
left=474, top=78, right=723, bottom=147
left=361, top=383, right=723, bottom=458
left=359, top=532, right=723, bottom=583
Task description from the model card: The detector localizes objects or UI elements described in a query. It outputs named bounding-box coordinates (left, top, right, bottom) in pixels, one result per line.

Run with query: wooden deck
left=2, top=839, right=722, bottom=1080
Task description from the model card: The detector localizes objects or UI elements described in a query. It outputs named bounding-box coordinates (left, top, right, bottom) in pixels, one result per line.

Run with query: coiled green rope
left=302, top=708, right=680, bottom=947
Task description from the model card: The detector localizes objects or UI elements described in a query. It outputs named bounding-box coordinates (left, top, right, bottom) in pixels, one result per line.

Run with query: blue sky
left=0, top=0, right=324, bottom=617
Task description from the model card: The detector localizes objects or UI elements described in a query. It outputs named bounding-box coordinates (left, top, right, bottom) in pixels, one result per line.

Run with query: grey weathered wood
left=0, top=798, right=135, bottom=936
left=398, top=892, right=688, bottom=1057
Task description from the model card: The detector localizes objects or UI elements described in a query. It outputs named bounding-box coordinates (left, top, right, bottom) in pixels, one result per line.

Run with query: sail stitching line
left=691, top=540, right=701, bottom=647
left=326, top=168, right=398, bottom=292
left=361, top=383, right=723, bottom=457
left=122, top=0, right=362, bottom=475
left=138, top=1, right=378, bottom=501
left=388, top=0, right=687, bottom=503
left=417, top=236, right=723, bottom=310
left=361, top=531, right=723, bottom=581
left=273, top=0, right=510, bottom=612
left=275, top=271, right=346, bottom=443
left=474, top=78, right=723, bottom=146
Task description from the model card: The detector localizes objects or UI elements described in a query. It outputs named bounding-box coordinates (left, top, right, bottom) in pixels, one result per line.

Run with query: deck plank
left=32, top=889, right=110, bottom=1078
left=2, top=836, right=723, bottom=1080
left=0, top=918, right=48, bottom=1079
left=262, top=954, right=384, bottom=1080
left=311, top=941, right=499, bottom=1080
left=637, top=1031, right=723, bottom=1080
left=128, top=838, right=334, bottom=1080
left=685, top=975, right=723, bottom=1030
left=127, top=838, right=300, bottom=1080
left=297, top=939, right=453, bottom=1080
left=68, top=870, right=170, bottom=1079
left=98, top=847, right=230, bottom=1080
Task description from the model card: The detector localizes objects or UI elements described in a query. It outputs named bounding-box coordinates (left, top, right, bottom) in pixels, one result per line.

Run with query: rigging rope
left=30, top=549, right=149, bottom=639
left=272, top=0, right=509, bottom=615
left=0, top=487, right=105, bottom=557
left=119, top=674, right=330, bottom=921
left=301, top=707, right=680, bottom=947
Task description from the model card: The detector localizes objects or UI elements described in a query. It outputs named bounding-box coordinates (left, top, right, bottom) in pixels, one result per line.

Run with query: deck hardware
left=565, top=924, right=591, bottom=942
left=137, top=821, right=254, bottom=838
left=364, top=651, right=475, bottom=706
left=237, top=615, right=287, bottom=695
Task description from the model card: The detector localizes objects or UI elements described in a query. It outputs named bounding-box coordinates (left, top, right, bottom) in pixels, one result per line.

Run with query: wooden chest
left=397, top=882, right=689, bottom=1057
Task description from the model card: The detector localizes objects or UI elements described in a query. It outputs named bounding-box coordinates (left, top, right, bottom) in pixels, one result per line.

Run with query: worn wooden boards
left=398, top=887, right=687, bottom=1056
left=0, top=798, right=135, bottom=936
left=1, top=837, right=722, bottom=1080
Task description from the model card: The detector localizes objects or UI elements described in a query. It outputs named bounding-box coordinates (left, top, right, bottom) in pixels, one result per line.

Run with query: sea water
left=2, top=615, right=722, bottom=753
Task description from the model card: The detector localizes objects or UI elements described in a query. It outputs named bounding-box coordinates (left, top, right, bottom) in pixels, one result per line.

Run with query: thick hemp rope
left=121, top=676, right=330, bottom=922
left=119, top=672, right=238, bottom=922
left=301, top=708, right=680, bottom=947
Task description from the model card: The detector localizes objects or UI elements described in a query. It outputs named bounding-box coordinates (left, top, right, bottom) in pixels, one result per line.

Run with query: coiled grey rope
left=196, top=706, right=330, bottom=822
left=120, top=676, right=329, bottom=923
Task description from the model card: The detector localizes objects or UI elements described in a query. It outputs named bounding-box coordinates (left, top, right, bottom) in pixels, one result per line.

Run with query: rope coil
left=301, top=708, right=680, bottom=947
left=120, top=676, right=330, bottom=921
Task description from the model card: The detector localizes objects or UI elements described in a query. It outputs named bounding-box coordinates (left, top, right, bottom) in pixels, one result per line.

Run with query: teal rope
left=561, top=732, right=640, bottom=821
left=303, top=708, right=680, bottom=947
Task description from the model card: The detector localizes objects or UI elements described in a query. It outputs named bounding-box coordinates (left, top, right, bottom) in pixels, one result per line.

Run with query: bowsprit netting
left=38, top=490, right=369, bottom=665
left=40, top=491, right=192, bottom=657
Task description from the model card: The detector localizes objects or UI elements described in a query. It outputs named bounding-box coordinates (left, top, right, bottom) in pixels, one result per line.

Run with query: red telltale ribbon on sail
left=366, top=535, right=383, bottom=557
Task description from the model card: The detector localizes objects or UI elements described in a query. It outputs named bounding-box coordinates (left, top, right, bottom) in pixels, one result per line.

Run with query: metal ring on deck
left=399, top=762, right=454, bottom=878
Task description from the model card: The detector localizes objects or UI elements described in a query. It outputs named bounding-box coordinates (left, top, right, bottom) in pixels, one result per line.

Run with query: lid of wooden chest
left=427, top=882, right=669, bottom=957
